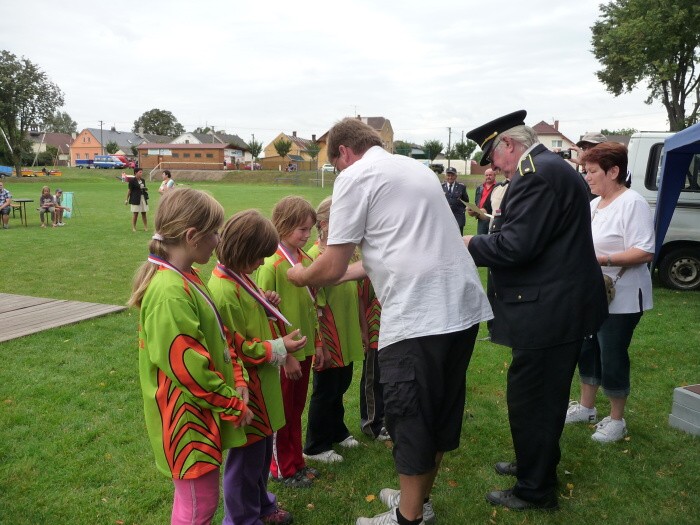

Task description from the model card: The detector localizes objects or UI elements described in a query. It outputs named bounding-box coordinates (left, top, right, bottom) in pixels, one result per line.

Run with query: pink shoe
left=262, top=508, right=293, bottom=524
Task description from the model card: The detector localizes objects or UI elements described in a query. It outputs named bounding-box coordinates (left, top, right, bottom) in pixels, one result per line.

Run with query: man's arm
left=287, top=243, right=357, bottom=287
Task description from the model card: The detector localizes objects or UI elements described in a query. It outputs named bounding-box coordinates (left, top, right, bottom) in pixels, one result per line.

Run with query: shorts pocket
left=380, top=363, right=419, bottom=417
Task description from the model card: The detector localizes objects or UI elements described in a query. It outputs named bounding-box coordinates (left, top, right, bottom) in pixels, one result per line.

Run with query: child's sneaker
left=378, top=489, right=435, bottom=525
left=339, top=435, right=360, bottom=448
left=262, top=508, right=293, bottom=524
left=375, top=427, right=391, bottom=442
left=592, top=417, right=627, bottom=443
left=271, top=470, right=312, bottom=488
left=303, top=449, right=343, bottom=463
left=565, top=401, right=597, bottom=424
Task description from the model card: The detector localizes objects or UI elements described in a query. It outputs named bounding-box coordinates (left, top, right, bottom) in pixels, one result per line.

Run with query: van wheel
left=658, top=247, right=700, bottom=291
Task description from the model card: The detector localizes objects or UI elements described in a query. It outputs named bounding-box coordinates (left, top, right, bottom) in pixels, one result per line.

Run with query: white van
left=628, top=132, right=700, bottom=290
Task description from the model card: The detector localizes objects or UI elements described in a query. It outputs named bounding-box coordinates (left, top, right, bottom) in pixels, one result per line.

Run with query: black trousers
left=303, top=364, right=354, bottom=455
left=507, top=341, right=581, bottom=503
left=360, top=346, right=385, bottom=438
left=453, top=212, right=466, bottom=235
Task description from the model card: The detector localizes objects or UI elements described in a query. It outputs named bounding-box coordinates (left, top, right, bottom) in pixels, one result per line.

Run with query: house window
left=552, top=140, right=563, bottom=148
left=206, top=153, right=213, bottom=158
left=173, top=153, right=179, bottom=158
left=194, top=153, right=202, bottom=158
left=76, top=153, right=80, bottom=159
left=185, top=139, right=190, bottom=144
left=184, top=153, right=190, bottom=158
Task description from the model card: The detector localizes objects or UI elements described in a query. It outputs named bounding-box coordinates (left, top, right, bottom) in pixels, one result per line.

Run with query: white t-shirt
left=590, top=189, right=654, bottom=314
left=328, top=146, right=492, bottom=349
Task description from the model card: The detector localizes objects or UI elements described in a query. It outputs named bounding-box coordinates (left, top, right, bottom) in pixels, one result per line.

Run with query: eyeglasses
left=484, top=137, right=502, bottom=165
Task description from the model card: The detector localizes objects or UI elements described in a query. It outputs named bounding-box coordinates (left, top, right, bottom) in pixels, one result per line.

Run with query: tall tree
left=454, top=139, right=477, bottom=162
left=306, top=141, right=321, bottom=169
left=43, top=110, right=77, bottom=134
left=105, top=141, right=119, bottom=154
left=592, top=0, right=700, bottom=131
left=273, top=138, right=292, bottom=159
left=133, top=109, right=185, bottom=136
left=422, top=139, right=444, bottom=162
left=248, top=138, right=263, bottom=161
left=0, top=50, right=64, bottom=176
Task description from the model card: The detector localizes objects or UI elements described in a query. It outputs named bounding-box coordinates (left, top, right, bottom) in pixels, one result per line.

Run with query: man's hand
left=287, top=263, right=306, bottom=286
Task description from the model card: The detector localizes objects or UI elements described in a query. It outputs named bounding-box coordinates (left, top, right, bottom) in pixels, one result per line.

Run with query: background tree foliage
left=248, top=138, right=263, bottom=161
left=601, top=127, right=638, bottom=136
left=592, top=0, right=700, bottom=131
left=0, top=50, right=64, bottom=175
left=393, top=140, right=413, bottom=157
left=132, top=109, right=185, bottom=136
left=273, top=138, right=292, bottom=159
left=305, top=141, right=321, bottom=169
left=422, top=139, right=444, bottom=161
left=43, top=110, right=77, bottom=134
left=454, top=139, right=477, bottom=162
left=105, top=141, right=119, bottom=154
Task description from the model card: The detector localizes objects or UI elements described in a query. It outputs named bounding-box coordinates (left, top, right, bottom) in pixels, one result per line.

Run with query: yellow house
left=262, top=131, right=319, bottom=170
left=315, top=116, right=394, bottom=165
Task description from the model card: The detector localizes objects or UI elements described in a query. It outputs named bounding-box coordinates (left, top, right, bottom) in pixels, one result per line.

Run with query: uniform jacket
left=441, top=181, right=469, bottom=214
left=468, top=144, right=607, bottom=349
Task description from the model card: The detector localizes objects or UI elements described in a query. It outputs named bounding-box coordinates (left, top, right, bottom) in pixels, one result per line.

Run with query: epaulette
left=518, top=154, right=536, bottom=176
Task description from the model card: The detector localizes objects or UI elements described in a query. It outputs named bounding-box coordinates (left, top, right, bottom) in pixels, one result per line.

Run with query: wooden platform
left=0, top=293, right=126, bottom=343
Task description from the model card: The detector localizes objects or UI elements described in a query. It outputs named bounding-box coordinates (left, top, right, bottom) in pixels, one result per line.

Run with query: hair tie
left=152, top=233, right=164, bottom=241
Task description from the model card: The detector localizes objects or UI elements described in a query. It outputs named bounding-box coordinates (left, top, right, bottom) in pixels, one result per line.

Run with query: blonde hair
left=315, top=196, right=332, bottom=242
left=271, top=196, right=316, bottom=240
left=41, top=186, right=50, bottom=194
left=128, top=188, right=224, bottom=308
left=217, top=210, right=279, bottom=271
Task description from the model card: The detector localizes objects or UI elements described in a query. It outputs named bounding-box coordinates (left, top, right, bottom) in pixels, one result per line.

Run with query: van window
left=646, top=143, right=700, bottom=193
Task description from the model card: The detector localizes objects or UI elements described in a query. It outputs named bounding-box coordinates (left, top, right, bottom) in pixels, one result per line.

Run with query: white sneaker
left=57, top=222, right=65, bottom=226
left=376, top=427, right=392, bottom=442
left=356, top=507, right=424, bottom=525
left=565, top=401, right=597, bottom=424
left=378, top=489, right=435, bottom=525
left=592, top=417, right=627, bottom=443
left=339, top=435, right=360, bottom=448
left=303, top=450, right=343, bottom=463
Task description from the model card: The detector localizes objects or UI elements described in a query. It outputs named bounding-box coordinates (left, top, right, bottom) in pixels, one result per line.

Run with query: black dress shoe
left=494, top=461, right=517, bottom=476
left=486, top=489, right=558, bottom=511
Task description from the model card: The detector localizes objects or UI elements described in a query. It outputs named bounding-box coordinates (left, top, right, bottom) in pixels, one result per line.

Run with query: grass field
left=0, top=168, right=698, bottom=525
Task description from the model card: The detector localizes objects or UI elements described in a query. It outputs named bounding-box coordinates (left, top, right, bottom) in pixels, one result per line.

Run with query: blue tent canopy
left=653, top=122, right=700, bottom=264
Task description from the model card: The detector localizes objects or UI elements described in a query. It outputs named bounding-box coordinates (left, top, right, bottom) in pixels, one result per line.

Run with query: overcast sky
left=1, top=0, right=670, bottom=151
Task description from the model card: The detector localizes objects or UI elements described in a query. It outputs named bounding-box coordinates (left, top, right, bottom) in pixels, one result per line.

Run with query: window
left=184, top=153, right=190, bottom=158
left=552, top=139, right=563, bottom=148
left=173, top=153, right=179, bottom=158
left=646, top=143, right=700, bottom=193
left=206, top=153, right=213, bottom=158
left=194, top=153, right=202, bottom=158
left=76, top=154, right=80, bottom=159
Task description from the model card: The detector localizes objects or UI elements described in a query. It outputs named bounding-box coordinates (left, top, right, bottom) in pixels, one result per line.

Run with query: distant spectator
left=53, top=188, right=69, bottom=226
left=126, top=168, right=149, bottom=232
left=573, top=132, right=608, bottom=201
left=0, top=181, right=12, bottom=229
left=441, top=166, right=469, bottom=234
left=39, top=185, right=56, bottom=228
left=470, top=169, right=497, bottom=235
left=158, top=170, right=175, bottom=194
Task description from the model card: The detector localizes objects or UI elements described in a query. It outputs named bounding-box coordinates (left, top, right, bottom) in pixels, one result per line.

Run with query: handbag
left=603, top=268, right=626, bottom=305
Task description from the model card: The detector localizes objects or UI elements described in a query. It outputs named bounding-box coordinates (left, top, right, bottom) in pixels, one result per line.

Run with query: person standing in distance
left=441, top=166, right=469, bottom=234
left=288, top=117, right=492, bottom=525
left=464, top=110, right=607, bottom=512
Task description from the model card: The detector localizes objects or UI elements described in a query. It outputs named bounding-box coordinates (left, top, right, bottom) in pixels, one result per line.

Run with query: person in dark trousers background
left=441, top=166, right=469, bottom=234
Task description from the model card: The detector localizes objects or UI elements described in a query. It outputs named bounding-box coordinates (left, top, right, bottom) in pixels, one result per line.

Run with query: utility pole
left=99, top=120, right=104, bottom=155
left=447, top=127, right=452, bottom=169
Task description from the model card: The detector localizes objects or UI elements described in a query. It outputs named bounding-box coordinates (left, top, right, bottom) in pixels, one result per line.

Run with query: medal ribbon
left=216, top=263, right=291, bottom=326
left=148, top=255, right=227, bottom=343
left=277, top=243, right=316, bottom=303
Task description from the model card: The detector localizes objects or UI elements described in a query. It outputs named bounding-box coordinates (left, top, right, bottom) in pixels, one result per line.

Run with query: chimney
left=554, top=120, right=559, bottom=131
left=312, top=134, right=316, bottom=142
left=357, top=114, right=361, bottom=120
left=292, top=131, right=297, bottom=137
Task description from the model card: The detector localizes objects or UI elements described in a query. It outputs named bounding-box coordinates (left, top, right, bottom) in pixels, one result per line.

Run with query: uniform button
left=517, top=294, right=522, bottom=300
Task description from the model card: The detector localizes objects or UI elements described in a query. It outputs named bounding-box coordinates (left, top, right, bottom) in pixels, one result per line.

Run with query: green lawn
left=0, top=169, right=698, bottom=525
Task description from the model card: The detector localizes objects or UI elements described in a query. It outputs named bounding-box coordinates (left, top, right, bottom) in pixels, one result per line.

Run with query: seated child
left=38, top=186, right=56, bottom=227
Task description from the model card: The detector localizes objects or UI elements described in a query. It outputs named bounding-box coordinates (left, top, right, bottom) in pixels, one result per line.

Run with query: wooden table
left=12, top=198, right=33, bottom=226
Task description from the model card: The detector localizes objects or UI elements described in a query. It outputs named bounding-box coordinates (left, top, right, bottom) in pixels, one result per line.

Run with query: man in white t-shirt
left=288, top=118, right=492, bottom=525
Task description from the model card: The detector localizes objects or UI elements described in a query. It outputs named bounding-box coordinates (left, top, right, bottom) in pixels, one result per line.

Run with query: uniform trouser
left=508, top=341, right=580, bottom=503
left=453, top=212, right=466, bottom=235
left=222, top=436, right=277, bottom=525
left=304, top=364, right=354, bottom=455
left=270, top=358, right=312, bottom=479
left=476, top=218, right=490, bottom=235
left=360, top=346, right=385, bottom=438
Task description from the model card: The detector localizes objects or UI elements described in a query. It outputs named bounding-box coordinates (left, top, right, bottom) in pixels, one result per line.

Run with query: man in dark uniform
left=464, top=110, right=607, bottom=511
left=441, top=166, right=469, bottom=234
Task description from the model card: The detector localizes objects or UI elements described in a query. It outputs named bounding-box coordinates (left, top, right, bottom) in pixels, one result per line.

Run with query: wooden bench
left=274, top=173, right=301, bottom=185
